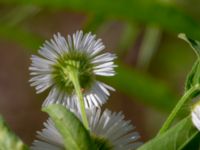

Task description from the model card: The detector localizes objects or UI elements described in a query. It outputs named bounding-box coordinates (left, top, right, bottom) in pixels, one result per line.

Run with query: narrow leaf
left=179, top=34, right=200, bottom=92
left=43, top=104, right=95, bottom=150
left=138, top=116, right=200, bottom=150
left=0, top=116, right=29, bottom=150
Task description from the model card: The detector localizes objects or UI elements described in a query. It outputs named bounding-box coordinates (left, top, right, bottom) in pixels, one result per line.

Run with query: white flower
left=31, top=108, right=142, bottom=150
left=29, top=31, right=116, bottom=108
left=191, top=104, right=200, bottom=131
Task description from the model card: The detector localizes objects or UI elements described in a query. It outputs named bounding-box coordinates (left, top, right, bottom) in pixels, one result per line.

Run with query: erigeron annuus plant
left=1, top=31, right=200, bottom=150
left=29, top=31, right=142, bottom=150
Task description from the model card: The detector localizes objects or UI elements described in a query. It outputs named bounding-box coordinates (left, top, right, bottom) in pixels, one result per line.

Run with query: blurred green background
left=0, top=0, right=200, bottom=145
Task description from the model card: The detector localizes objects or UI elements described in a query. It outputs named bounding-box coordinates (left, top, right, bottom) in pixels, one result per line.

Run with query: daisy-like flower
left=31, top=108, right=142, bottom=150
left=191, top=104, right=200, bottom=131
left=29, top=31, right=116, bottom=108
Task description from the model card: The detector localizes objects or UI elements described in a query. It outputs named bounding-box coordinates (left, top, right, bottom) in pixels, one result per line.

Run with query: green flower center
left=52, top=51, right=95, bottom=94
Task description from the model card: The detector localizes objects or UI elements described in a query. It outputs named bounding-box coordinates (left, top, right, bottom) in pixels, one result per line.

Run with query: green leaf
left=182, top=132, right=200, bottom=150
left=0, top=116, right=29, bottom=150
left=138, top=116, right=200, bottom=150
left=179, top=34, right=200, bottom=93
left=2, top=0, right=200, bottom=41
left=43, top=104, right=95, bottom=150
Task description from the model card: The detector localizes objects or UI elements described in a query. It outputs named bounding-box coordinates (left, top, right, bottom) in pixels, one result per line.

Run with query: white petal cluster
left=191, top=104, right=200, bottom=131
left=31, top=108, right=141, bottom=150
left=29, top=31, right=116, bottom=108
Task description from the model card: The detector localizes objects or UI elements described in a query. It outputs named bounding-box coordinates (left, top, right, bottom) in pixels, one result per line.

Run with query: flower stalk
left=67, top=66, right=89, bottom=130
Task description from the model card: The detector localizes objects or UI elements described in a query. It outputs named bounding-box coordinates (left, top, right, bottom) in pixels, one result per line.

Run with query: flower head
left=31, top=108, right=142, bottom=150
left=29, top=31, right=116, bottom=108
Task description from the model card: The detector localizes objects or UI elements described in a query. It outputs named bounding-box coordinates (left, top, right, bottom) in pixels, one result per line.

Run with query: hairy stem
left=68, top=68, right=89, bottom=130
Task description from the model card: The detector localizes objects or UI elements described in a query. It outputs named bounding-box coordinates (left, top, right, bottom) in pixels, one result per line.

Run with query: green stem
left=68, top=68, right=89, bottom=130
left=157, top=85, right=200, bottom=136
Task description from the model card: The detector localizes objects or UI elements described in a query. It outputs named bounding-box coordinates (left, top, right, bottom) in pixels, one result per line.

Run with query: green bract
left=92, top=135, right=113, bottom=150
left=52, top=51, right=95, bottom=94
